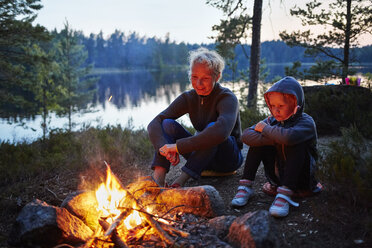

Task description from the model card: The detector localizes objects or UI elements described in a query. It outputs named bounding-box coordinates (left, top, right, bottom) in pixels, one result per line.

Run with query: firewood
left=104, top=209, right=130, bottom=236
left=159, top=222, right=190, bottom=238
left=99, top=219, right=129, bottom=248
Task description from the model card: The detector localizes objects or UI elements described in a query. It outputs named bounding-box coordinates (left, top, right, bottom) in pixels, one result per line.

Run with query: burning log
left=99, top=218, right=129, bottom=248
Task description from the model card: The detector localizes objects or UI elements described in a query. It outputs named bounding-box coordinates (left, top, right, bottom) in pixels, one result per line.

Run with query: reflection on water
left=0, top=69, right=191, bottom=143
left=1, top=64, right=371, bottom=143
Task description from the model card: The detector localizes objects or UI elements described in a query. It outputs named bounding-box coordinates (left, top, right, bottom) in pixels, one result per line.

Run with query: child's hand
left=254, top=121, right=267, bottom=132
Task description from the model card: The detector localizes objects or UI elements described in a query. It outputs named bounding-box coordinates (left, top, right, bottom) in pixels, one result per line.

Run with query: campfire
left=88, top=162, right=190, bottom=247
left=9, top=162, right=279, bottom=248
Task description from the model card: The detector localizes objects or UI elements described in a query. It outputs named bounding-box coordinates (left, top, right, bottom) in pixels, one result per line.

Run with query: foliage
left=280, top=0, right=372, bottom=82
left=52, top=22, right=98, bottom=130
left=285, top=60, right=343, bottom=82
left=0, top=125, right=153, bottom=186
left=208, top=0, right=263, bottom=108
left=303, top=85, right=372, bottom=138
left=239, top=106, right=267, bottom=129
left=0, top=0, right=50, bottom=119
left=319, top=126, right=372, bottom=207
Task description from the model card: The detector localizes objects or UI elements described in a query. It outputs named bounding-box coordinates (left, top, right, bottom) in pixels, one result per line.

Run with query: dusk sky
left=35, top=0, right=372, bottom=46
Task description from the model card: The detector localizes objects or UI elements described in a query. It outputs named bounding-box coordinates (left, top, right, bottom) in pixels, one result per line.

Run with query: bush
left=0, top=126, right=153, bottom=185
left=318, top=126, right=372, bottom=207
left=303, top=85, right=372, bottom=138
left=240, top=106, right=267, bottom=129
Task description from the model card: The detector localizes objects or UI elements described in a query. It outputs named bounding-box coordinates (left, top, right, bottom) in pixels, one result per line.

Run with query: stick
left=159, top=222, right=189, bottom=238
left=104, top=209, right=130, bottom=236
left=99, top=219, right=129, bottom=248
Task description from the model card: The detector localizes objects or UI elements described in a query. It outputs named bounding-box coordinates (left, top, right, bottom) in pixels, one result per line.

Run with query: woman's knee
left=162, top=119, right=177, bottom=135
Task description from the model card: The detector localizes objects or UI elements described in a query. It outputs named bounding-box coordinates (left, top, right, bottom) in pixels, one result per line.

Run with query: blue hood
left=264, top=76, right=305, bottom=119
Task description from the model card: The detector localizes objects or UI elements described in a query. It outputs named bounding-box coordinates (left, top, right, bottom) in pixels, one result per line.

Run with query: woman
left=147, top=47, right=243, bottom=187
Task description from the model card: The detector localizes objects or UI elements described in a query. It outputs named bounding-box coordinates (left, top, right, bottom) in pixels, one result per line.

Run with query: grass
left=0, top=125, right=154, bottom=186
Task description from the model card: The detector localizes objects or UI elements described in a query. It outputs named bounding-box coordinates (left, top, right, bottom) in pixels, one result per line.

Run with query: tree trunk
left=247, top=0, right=263, bottom=108
left=342, top=0, right=352, bottom=84
left=42, top=86, right=47, bottom=140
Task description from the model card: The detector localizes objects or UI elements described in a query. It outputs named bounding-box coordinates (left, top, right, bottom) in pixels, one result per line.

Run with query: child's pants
left=150, top=119, right=243, bottom=179
left=242, top=142, right=312, bottom=190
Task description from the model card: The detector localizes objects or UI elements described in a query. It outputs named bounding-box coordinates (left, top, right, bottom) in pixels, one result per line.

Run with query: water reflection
left=0, top=69, right=191, bottom=143
left=95, top=70, right=189, bottom=109
left=1, top=63, right=371, bottom=143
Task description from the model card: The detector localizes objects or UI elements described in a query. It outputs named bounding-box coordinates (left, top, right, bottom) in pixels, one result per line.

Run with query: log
left=99, top=219, right=129, bottom=248
left=61, top=190, right=99, bottom=231
left=155, top=185, right=225, bottom=217
left=8, top=199, right=93, bottom=247
left=227, top=210, right=280, bottom=248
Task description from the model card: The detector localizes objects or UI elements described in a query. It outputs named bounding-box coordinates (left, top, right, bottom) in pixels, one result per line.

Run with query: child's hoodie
left=242, top=76, right=318, bottom=189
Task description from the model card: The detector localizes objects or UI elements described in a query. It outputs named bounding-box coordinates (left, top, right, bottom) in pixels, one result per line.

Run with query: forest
left=76, top=30, right=372, bottom=70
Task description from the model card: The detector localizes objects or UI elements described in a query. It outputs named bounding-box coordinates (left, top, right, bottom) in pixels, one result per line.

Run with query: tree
left=280, top=0, right=372, bottom=83
left=53, top=22, right=97, bottom=131
left=0, top=0, right=50, bottom=119
left=208, top=0, right=263, bottom=108
left=29, top=43, right=61, bottom=139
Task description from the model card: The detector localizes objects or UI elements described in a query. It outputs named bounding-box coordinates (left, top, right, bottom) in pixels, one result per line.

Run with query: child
left=231, top=76, right=321, bottom=217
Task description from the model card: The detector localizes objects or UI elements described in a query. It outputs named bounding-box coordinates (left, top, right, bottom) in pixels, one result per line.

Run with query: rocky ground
left=0, top=137, right=370, bottom=247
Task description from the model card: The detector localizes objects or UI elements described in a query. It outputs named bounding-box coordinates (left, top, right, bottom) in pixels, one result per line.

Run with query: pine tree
left=53, top=22, right=98, bottom=131
left=0, top=0, right=50, bottom=119
left=208, top=0, right=262, bottom=108
left=280, top=0, right=372, bottom=83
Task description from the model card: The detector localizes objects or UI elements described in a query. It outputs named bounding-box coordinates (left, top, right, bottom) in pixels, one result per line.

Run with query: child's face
left=267, top=92, right=296, bottom=121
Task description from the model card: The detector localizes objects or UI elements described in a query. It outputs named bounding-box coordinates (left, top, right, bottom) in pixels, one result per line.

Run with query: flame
left=123, top=210, right=142, bottom=229
left=95, top=164, right=142, bottom=229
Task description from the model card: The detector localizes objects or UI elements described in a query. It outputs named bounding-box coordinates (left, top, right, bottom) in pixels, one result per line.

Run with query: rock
left=8, top=199, right=93, bottom=247
left=156, top=185, right=225, bottom=217
left=227, top=210, right=279, bottom=248
left=208, top=215, right=237, bottom=239
left=61, top=190, right=99, bottom=231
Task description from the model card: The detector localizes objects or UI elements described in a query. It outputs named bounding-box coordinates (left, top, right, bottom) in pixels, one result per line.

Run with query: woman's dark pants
left=150, top=119, right=243, bottom=179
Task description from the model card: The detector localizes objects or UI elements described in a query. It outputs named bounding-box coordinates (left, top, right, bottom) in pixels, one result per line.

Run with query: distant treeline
left=75, top=30, right=372, bottom=71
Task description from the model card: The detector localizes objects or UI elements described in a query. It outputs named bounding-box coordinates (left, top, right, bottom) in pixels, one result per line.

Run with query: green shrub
left=0, top=126, right=153, bottom=185
left=319, top=126, right=372, bottom=207
left=303, top=85, right=372, bottom=138
left=240, top=106, right=267, bottom=129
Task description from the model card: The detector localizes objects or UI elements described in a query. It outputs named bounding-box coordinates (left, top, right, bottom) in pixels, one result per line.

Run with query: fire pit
left=8, top=163, right=279, bottom=248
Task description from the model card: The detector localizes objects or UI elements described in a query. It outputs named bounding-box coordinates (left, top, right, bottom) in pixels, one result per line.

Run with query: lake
left=1, top=63, right=371, bottom=143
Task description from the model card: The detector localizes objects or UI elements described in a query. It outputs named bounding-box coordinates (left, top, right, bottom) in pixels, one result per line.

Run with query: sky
left=35, top=0, right=372, bottom=46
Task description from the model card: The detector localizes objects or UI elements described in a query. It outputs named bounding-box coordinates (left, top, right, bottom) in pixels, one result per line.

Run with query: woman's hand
left=159, top=144, right=180, bottom=166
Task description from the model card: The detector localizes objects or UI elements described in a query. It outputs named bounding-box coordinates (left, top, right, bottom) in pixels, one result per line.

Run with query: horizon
left=35, top=0, right=372, bottom=47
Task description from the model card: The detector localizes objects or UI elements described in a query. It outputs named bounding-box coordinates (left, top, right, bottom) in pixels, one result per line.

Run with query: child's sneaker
left=231, top=179, right=254, bottom=207
left=269, top=187, right=299, bottom=217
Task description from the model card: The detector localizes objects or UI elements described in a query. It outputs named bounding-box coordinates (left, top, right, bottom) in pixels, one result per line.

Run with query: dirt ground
left=0, top=138, right=371, bottom=248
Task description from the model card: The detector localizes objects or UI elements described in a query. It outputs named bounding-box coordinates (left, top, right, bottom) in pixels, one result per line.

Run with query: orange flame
left=95, top=163, right=142, bottom=229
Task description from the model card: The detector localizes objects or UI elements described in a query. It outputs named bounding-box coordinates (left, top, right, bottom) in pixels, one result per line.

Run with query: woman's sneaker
left=269, top=187, right=299, bottom=217
left=231, top=179, right=254, bottom=207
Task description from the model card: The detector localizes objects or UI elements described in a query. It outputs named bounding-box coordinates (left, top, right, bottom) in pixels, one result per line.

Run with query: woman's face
left=191, top=62, right=219, bottom=96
